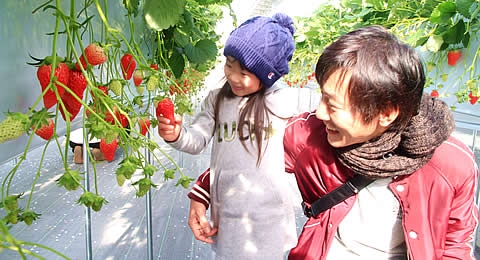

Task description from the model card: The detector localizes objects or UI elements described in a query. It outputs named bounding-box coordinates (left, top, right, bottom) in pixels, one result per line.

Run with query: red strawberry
left=120, top=53, right=136, bottom=80
left=430, top=90, right=439, bottom=97
left=447, top=50, right=461, bottom=66
left=156, top=98, right=175, bottom=123
left=33, top=118, right=54, bottom=140
left=60, top=70, right=88, bottom=121
left=84, top=43, right=107, bottom=66
left=91, top=85, right=108, bottom=101
left=133, top=69, right=144, bottom=86
left=468, top=92, right=478, bottom=105
left=100, top=138, right=118, bottom=161
left=118, top=112, right=129, bottom=128
left=75, top=56, right=87, bottom=71
left=104, top=107, right=129, bottom=127
left=37, top=62, right=70, bottom=109
left=75, top=43, right=108, bottom=70
left=150, top=63, right=159, bottom=70
left=138, top=117, right=151, bottom=136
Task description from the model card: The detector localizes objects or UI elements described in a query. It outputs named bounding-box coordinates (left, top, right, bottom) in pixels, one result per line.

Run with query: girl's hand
left=188, top=199, right=217, bottom=244
left=157, top=114, right=182, bottom=142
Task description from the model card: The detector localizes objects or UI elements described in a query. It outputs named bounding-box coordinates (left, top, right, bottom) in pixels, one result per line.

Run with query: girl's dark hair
left=214, top=79, right=274, bottom=166
left=315, top=25, right=425, bottom=130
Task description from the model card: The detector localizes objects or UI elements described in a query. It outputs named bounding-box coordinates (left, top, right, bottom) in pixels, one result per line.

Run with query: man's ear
left=379, top=107, right=399, bottom=127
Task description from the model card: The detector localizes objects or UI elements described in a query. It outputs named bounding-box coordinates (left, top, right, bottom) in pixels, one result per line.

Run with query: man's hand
left=188, top=199, right=217, bottom=244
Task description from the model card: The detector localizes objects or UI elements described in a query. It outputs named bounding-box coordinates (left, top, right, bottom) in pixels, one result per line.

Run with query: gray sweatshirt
left=169, top=84, right=302, bottom=259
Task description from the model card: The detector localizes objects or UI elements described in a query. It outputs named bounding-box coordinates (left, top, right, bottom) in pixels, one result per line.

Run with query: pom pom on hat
left=224, top=13, right=296, bottom=88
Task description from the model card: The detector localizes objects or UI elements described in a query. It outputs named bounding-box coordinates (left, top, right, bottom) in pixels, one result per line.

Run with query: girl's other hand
left=157, top=114, right=182, bottom=142
left=188, top=199, right=218, bottom=244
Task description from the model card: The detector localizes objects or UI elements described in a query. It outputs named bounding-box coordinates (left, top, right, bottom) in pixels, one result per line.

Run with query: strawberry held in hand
left=100, top=138, right=118, bottom=162
left=120, top=53, right=136, bottom=80
left=156, top=98, right=175, bottom=123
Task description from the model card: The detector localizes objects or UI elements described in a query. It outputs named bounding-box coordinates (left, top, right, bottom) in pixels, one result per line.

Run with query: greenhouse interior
left=0, top=0, right=479, bottom=259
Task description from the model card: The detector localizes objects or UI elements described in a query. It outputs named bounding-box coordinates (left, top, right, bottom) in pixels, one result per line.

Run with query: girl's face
left=224, top=56, right=262, bottom=97
left=315, top=70, right=388, bottom=148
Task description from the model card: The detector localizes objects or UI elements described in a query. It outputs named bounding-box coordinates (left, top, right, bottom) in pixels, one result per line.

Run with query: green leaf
left=144, top=0, right=186, bottom=31
left=442, top=20, right=465, bottom=44
left=196, top=0, right=232, bottom=5
left=462, top=32, right=470, bottom=47
left=184, top=39, right=218, bottom=64
left=429, top=1, right=457, bottom=25
left=168, top=50, right=185, bottom=79
left=174, top=28, right=190, bottom=48
left=456, top=0, right=475, bottom=18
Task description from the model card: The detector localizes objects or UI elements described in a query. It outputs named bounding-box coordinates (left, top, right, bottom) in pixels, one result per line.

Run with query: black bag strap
left=302, top=174, right=374, bottom=218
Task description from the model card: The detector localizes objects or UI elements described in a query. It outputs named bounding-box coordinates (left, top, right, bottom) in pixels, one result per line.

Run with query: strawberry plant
left=286, top=0, right=480, bottom=107
left=0, top=0, right=233, bottom=257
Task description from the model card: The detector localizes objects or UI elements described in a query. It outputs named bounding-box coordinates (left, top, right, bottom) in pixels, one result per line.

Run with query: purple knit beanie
left=223, top=13, right=296, bottom=88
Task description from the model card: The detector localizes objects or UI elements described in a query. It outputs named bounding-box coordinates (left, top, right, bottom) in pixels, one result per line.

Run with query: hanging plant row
left=285, top=0, right=480, bottom=107
left=0, top=0, right=232, bottom=256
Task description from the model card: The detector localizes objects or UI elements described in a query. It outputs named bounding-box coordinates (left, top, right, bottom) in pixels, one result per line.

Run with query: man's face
left=315, top=70, right=386, bottom=148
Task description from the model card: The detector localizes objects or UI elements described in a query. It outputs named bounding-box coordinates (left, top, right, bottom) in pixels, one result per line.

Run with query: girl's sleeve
left=187, top=168, right=211, bottom=209
left=168, top=90, right=217, bottom=154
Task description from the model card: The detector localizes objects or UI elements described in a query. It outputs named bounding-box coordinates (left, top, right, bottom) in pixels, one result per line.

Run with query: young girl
left=157, top=13, right=299, bottom=259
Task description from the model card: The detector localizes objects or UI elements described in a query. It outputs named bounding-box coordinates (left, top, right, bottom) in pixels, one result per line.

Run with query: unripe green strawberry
left=4, top=194, right=22, bottom=211
left=146, top=74, right=159, bottom=91
left=109, top=79, right=123, bottom=96
left=20, top=210, right=41, bottom=226
left=0, top=113, right=28, bottom=144
left=136, top=86, right=145, bottom=95
left=92, top=196, right=107, bottom=212
left=4, top=210, right=19, bottom=224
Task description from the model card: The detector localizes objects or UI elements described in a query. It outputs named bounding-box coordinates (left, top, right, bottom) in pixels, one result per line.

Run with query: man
left=284, top=25, right=479, bottom=259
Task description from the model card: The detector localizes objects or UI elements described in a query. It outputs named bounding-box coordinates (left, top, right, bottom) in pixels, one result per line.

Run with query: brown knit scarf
left=335, top=93, right=455, bottom=178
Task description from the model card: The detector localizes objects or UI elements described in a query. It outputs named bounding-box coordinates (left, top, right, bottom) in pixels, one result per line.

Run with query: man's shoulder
left=426, top=136, right=478, bottom=183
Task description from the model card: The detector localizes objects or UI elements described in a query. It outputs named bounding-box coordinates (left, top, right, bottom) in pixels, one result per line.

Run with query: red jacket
left=284, top=112, right=479, bottom=260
